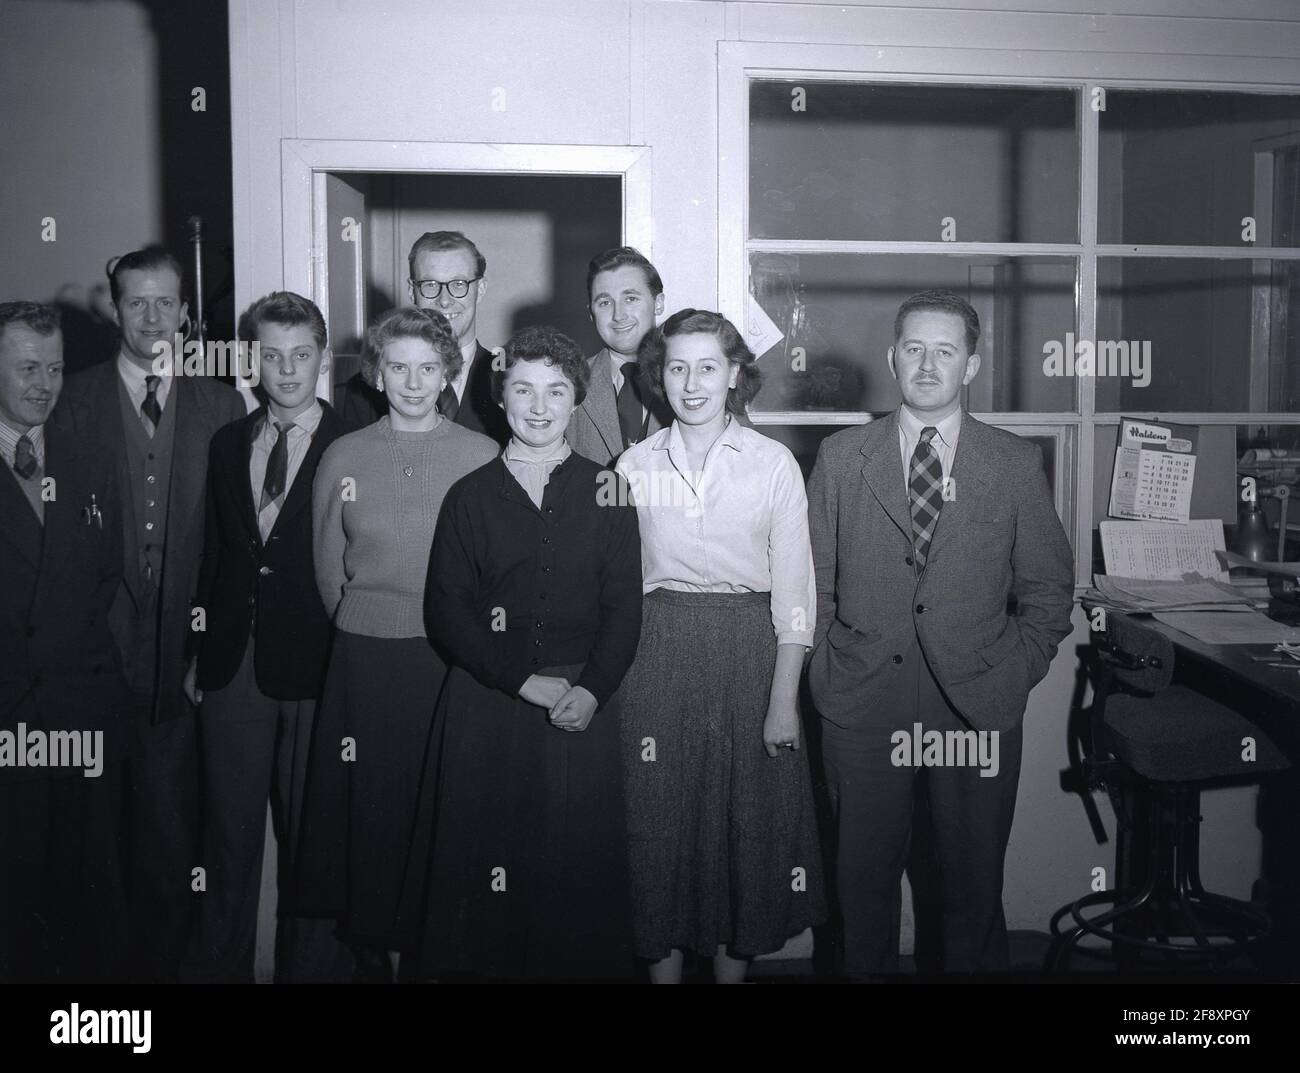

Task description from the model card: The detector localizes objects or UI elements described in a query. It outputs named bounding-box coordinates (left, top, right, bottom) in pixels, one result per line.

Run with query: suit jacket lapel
left=237, top=410, right=262, bottom=547
left=78, top=364, right=140, bottom=605
left=163, top=379, right=208, bottom=589
left=583, top=350, right=623, bottom=461
left=0, top=463, right=43, bottom=568
left=859, top=410, right=911, bottom=539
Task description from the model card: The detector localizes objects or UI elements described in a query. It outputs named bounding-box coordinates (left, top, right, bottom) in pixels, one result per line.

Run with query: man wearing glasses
left=337, top=231, right=509, bottom=445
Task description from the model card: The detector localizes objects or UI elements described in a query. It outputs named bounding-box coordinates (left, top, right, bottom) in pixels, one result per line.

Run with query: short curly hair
left=637, top=309, right=760, bottom=417
left=361, top=307, right=462, bottom=386
left=491, top=325, right=589, bottom=407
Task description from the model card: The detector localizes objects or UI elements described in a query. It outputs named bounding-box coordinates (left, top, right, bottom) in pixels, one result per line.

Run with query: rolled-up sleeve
left=768, top=450, right=816, bottom=648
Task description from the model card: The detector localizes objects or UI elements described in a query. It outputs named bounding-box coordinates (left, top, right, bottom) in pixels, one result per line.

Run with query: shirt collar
left=503, top=438, right=570, bottom=466
left=898, top=403, right=961, bottom=450
left=116, top=352, right=162, bottom=391
left=261, top=399, right=323, bottom=438
left=662, top=414, right=745, bottom=455
left=0, top=417, right=44, bottom=460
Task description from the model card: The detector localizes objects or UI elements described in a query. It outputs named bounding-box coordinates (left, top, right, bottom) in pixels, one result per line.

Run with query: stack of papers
left=1086, top=575, right=1253, bottom=613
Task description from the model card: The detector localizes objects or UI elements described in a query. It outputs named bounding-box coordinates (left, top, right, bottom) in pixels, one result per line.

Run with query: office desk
left=1092, top=604, right=1300, bottom=977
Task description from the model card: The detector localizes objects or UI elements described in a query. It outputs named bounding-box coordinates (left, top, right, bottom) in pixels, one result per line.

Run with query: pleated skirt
left=398, top=662, right=633, bottom=980
left=619, top=589, right=827, bottom=961
left=294, top=630, right=445, bottom=946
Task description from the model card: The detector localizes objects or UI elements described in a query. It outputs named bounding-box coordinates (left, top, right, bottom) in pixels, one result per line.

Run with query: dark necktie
left=438, top=382, right=460, bottom=422
left=261, top=420, right=293, bottom=512
left=909, top=426, right=944, bottom=572
left=13, top=433, right=38, bottom=480
left=616, top=361, right=646, bottom=449
left=141, top=374, right=163, bottom=435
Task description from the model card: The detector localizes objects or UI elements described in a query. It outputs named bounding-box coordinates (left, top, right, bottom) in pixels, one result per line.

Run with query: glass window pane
left=1098, top=90, right=1300, bottom=247
left=1095, top=258, right=1299, bottom=414
left=749, top=81, right=1079, bottom=243
left=749, top=253, right=1077, bottom=413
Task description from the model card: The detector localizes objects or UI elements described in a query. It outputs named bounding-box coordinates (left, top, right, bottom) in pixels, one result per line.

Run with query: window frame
left=718, top=41, right=1300, bottom=584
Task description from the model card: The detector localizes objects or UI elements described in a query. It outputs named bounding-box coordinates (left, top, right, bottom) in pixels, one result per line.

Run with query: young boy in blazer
left=184, top=292, right=350, bottom=983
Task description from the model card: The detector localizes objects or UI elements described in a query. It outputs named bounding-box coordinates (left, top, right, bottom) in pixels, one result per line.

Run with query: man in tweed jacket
left=806, top=290, right=1074, bottom=977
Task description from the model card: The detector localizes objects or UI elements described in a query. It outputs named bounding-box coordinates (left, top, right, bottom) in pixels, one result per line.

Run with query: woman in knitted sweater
left=296, top=307, right=498, bottom=981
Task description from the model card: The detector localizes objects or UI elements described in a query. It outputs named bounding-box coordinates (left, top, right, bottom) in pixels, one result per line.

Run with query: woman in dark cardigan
left=399, top=325, right=642, bottom=981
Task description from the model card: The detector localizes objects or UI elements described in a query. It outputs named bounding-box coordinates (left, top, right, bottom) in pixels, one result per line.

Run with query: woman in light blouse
left=615, top=309, right=826, bottom=984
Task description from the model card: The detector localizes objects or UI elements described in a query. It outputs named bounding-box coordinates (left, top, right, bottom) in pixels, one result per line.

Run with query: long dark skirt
left=294, top=630, right=445, bottom=946
left=620, top=589, right=827, bottom=961
left=398, top=662, right=633, bottom=980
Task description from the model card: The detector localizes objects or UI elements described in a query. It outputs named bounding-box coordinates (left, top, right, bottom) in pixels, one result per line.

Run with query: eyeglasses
left=410, top=277, right=481, bottom=301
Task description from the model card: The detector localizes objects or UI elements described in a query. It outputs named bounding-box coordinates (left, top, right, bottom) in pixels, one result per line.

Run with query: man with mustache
left=806, top=290, right=1073, bottom=977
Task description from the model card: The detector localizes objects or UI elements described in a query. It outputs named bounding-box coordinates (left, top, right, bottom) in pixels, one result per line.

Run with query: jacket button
left=534, top=639, right=543, bottom=647
left=248, top=596, right=256, bottom=606
left=259, top=566, right=272, bottom=576
left=891, top=654, right=903, bottom=664
left=905, top=556, right=914, bottom=567
left=915, top=604, right=927, bottom=614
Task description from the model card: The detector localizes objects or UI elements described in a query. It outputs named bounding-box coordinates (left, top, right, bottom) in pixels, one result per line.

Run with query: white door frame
left=280, top=139, right=653, bottom=398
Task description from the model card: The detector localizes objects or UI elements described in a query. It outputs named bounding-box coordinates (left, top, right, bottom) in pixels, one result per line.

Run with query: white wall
left=229, top=0, right=1300, bottom=957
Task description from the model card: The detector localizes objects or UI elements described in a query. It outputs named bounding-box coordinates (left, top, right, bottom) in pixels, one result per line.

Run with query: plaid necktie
left=909, top=426, right=944, bottom=571
left=438, top=382, right=460, bottom=421
left=616, top=361, right=646, bottom=448
left=13, top=433, right=38, bottom=480
left=260, top=420, right=293, bottom=511
left=141, top=374, right=163, bottom=435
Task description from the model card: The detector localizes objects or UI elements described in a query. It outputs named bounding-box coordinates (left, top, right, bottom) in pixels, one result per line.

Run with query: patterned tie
left=141, top=374, right=163, bottom=436
left=438, top=382, right=460, bottom=421
left=261, top=420, right=293, bottom=511
left=13, top=433, right=38, bottom=479
left=616, top=361, right=646, bottom=448
left=909, top=426, right=944, bottom=572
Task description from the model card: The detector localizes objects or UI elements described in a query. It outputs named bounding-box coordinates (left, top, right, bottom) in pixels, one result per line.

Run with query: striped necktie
left=141, top=375, right=163, bottom=435
left=909, top=426, right=944, bottom=571
left=13, top=433, right=38, bottom=480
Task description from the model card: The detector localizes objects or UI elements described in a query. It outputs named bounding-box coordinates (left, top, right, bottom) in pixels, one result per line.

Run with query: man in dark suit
left=53, top=247, right=247, bottom=981
left=568, top=246, right=672, bottom=465
left=0, top=301, right=129, bottom=981
left=183, top=292, right=351, bottom=983
left=806, top=289, right=1074, bottom=976
left=336, top=230, right=509, bottom=445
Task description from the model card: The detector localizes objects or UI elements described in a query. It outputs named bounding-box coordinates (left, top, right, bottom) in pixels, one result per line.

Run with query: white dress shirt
left=249, top=401, right=323, bottom=540
left=616, top=417, right=815, bottom=647
left=0, top=417, right=44, bottom=471
left=117, top=352, right=173, bottom=426
left=897, top=404, right=962, bottom=488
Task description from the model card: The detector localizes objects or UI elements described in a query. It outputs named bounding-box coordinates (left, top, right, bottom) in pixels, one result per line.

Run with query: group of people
left=0, top=227, right=1075, bottom=984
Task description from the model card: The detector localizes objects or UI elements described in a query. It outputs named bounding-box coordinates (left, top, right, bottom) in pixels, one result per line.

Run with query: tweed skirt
left=619, top=589, right=826, bottom=961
